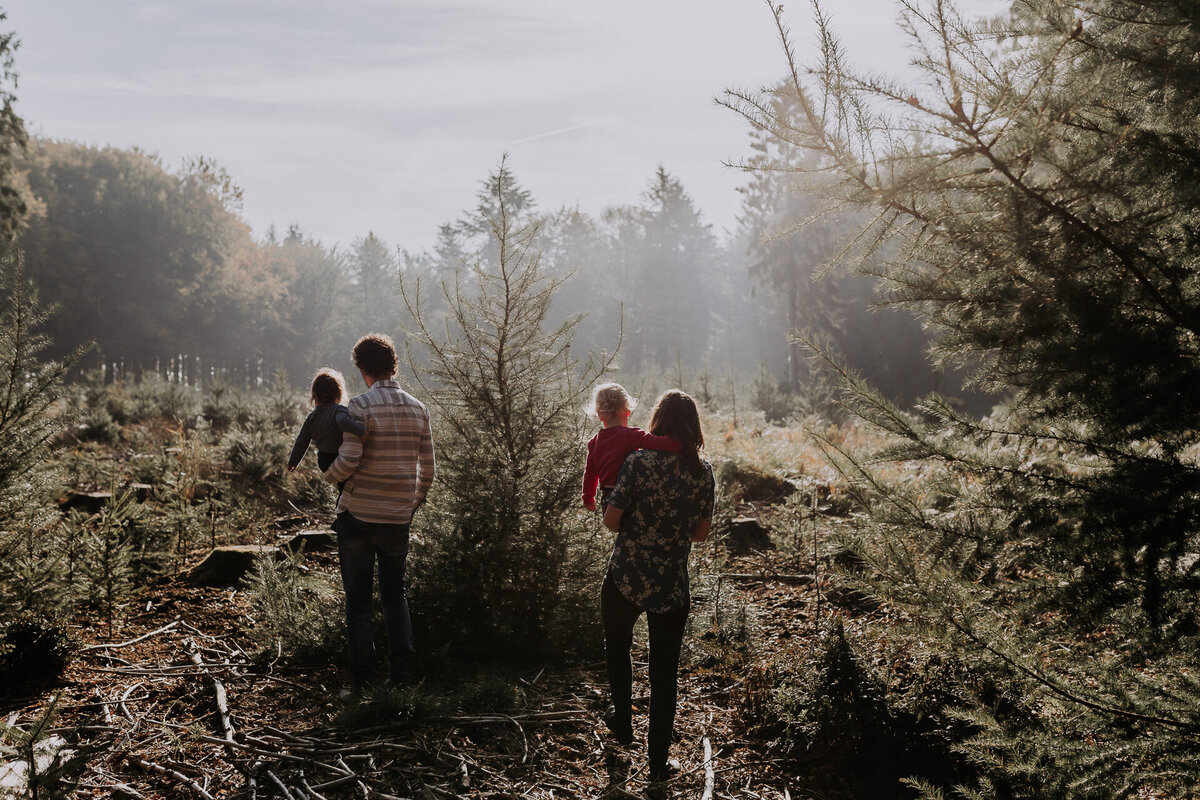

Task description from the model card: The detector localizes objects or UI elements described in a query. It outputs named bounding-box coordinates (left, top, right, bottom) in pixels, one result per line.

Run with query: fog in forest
left=18, top=133, right=968, bottom=420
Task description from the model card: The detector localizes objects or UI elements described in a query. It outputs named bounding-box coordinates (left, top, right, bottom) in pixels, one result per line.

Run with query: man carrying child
left=325, top=333, right=435, bottom=695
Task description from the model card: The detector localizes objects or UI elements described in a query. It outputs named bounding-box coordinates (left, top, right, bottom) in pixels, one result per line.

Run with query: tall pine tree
left=398, top=158, right=613, bottom=657
left=725, top=0, right=1200, bottom=794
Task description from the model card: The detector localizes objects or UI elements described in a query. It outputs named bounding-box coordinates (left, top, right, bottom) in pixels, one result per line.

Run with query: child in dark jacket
left=287, top=369, right=367, bottom=483
left=582, top=382, right=680, bottom=512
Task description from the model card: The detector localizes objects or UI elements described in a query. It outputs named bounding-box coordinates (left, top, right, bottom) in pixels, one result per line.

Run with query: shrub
left=201, top=381, right=252, bottom=430
left=752, top=363, right=796, bottom=425
left=715, top=458, right=795, bottom=503
left=222, top=428, right=289, bottom=487
left=692, top=601, right=756, bottom=677
left=399, top=161, right=612, bottom=661
left=263, top=370, right=300, bottom=431
left=334, top=682, right=443, bottom=729
left=0, top=696, right=94, bottom=799
left=82, top=370, right=131, bottom=425
left=741, top=618, right=983, bottom=800
left=0, top=253, right=87, bottom=637
left=244, top=551, right=344, bottom=664
left=128, top=373, right=200, bottom=423
left=79, top=491, right=141, bottom=638
left=0, top=613, right=76, bottom=698
left=75, top=406, right=121, bottom=444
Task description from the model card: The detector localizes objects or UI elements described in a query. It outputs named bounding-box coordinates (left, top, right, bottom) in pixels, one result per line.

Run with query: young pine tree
left=79, top=490, right=140, bottom=640
left=0, top=253, right=88, bottom=621
left=399, top=158, right=614, bottom=659
left=724, top=0, right=1200, bottom=795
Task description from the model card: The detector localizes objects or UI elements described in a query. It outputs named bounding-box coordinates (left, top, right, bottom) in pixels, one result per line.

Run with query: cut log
left=186, top=545, right=282, bottom=586
left=723, top=516, right=775, bottom=556
left=57, top=490, right=112, bottom=514
left=284, top=530, right=337, bottom=554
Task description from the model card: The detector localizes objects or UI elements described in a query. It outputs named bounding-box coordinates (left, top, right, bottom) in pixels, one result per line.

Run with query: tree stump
left=284, top=530, right=336, bottom=554
left=186, top=545, right=282, bottom=586
left=724, top=516, right=775, bottom=556
left=56, top=490, right=112, bottom=514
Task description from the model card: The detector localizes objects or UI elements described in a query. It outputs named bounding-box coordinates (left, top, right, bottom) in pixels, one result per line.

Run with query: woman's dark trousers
left=601, top=573, right=689, bottom=772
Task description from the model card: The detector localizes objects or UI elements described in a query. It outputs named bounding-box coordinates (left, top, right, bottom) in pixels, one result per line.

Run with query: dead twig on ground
left=80, top=620, right=181, bottom=652
left=129, top=756, right=216, bottom=800
left=266, top=769, right=299, bottom=800
left=186, top=637, right=239, bottom=772
left=701, top=737, right=715, bottom=800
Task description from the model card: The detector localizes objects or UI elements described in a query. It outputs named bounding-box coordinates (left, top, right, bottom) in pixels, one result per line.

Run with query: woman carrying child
left=599, top=389, right=714, bottom=796
left=582, top=383, right=679, bottom=512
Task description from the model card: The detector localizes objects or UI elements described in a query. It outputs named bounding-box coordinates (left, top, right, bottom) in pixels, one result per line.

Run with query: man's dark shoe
left=646, top=758, right=681, bottom=798
left=382, top=674, right=414, bottom=690
left=603, top=705, right=634, bottom=746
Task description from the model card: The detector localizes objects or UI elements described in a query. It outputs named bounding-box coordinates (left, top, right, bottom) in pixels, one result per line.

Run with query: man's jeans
left=336, top=511, right=415, bottom=686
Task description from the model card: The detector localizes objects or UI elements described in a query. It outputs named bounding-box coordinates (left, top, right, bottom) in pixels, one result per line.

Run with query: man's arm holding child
left=324, top=402, right=364, bottom=484
left=335, top=407, right=368, bottom=439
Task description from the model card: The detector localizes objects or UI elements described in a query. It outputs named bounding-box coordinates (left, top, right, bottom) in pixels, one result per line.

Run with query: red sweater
left=582, top=425, right=681, bottom=506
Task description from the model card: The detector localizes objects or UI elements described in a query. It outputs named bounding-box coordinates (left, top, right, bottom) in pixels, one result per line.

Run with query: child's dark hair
left=648, top=390, right=704, bottom=474
left=310, top=368, right=347, bottom=406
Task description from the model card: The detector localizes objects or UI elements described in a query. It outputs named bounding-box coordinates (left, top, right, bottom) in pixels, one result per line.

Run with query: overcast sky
left=5, top=0, right=1006, bottom=252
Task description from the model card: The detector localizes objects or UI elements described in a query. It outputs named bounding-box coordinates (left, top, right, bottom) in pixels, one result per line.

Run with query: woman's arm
left=692, top=519, right=710, bottom=543
left=603, top=503, right=624, bottom=532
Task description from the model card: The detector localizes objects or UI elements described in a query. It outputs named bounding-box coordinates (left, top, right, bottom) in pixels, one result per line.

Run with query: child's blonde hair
left=589, top=382, right=637, bottom=420
left=310, top=368, right=347, bottom=406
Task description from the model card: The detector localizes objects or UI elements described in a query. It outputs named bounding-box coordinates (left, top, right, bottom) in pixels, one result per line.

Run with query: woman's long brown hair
left=648, top=390, right=704, bottom=474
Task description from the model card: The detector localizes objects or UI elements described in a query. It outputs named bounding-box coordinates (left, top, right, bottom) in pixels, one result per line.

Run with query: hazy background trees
left=11, top=127, right=954, bottom=418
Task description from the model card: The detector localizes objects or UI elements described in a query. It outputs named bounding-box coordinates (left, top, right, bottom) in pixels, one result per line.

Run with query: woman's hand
left=603, top=504, right=623, bottom=532
left=692, top=519, right=710, bottom=543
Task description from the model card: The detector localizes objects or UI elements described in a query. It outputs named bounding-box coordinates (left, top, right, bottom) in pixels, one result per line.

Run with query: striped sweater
left=324, top=379, right=435, bottom=525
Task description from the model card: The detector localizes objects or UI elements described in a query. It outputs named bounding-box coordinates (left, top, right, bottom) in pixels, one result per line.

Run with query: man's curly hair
left=352, top=333, right=398, bottom=378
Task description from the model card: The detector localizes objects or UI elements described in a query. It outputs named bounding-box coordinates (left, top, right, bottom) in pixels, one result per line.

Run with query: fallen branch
left=713, top=572, right=816, bottom=625
left=309, top=773, right=361, bottom=793
left=192, top=732, right=353, bottom=777
left=119, top=682, right=142, bottom=724
left=129, top=756, right=216, bottom=800
left=79, top=662, right=246, bottom=676
left=301, top=773, right=332, bottom=800
left=81, top=620, right=180, bottom=652
left=266, top=769, right=299, bottom=800
left=717, top=572, right=815, bottom=584
left=186, top=638, right=238, bottom=769
left=701, top=737, right=715, bottom=800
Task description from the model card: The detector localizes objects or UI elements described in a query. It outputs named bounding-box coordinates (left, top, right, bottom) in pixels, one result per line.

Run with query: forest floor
left=10, top=494, right=880, bottom=800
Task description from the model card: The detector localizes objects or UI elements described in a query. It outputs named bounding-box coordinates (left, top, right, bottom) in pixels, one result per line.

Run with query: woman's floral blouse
left=606, top=450, right=715, bottom=614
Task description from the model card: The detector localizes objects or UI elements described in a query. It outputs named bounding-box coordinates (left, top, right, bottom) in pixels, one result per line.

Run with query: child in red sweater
left=583, top=383, right=680, bottom=511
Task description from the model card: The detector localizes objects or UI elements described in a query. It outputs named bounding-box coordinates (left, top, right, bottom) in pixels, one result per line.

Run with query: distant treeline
left=16, top=135, right=955, bottom=410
